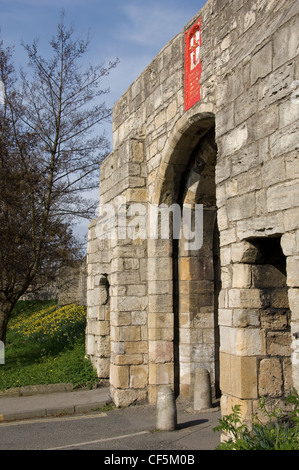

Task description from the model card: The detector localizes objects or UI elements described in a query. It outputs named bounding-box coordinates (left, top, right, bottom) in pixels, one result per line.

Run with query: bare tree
left=0, top=13, right=118, bottom=342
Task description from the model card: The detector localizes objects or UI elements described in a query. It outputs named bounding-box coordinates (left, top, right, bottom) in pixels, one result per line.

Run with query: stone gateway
left=86, top=0, right=299, bottom=422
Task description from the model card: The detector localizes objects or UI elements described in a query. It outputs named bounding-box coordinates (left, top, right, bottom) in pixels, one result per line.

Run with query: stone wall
left=57, top=258, right=87, bottom=307
left=86, top=0, right=299, bottom=417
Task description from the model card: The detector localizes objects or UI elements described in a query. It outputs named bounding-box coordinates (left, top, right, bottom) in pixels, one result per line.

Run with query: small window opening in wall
left=248, top=235, right=292, bottom=399
left=250, top=236, right=286, bottom=274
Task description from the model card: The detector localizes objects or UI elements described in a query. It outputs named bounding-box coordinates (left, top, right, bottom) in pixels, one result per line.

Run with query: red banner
left=185, top=18, right=202, bottom=111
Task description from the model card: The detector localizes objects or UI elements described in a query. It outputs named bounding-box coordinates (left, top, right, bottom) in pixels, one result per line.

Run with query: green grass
left=0, top=300, right=98, bottom=391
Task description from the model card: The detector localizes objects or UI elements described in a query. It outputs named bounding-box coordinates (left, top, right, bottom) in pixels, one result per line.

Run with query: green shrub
left=214, top=392, right=299, bottom=450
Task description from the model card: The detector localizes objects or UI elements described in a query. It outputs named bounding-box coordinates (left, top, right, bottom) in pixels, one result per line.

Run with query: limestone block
left=288, top=288, right=299, bottom=320
left=148, top=312, right=174, bottom=330
left=219, top=123, right=248, bottom=156
left=215, top=103, right=234, bottom=137
left=232, top=264, right=252, bottom=288
left=88, top=320, right=110, bottom=337
left=251, top=42, right=272, bottom=85
left=267, top=181, right=299, bottom=213
left=261, top=309, right=288, bottom=330
left=95, top=358, right=110, bottom=378
left=269, top=123, right=299, bottom=159
left=218, top=308, right=233, bottom=327
left=114, top=354, right=143, bottom=365
left=87, top=288, right=101, bottom=308
left=110, top=311, right=131, bottom=327
left=85, top=334, right=95, bottom=356
left=219, top=228, right=237, bottom=247
left=271, top=288, right=289, bottom=309
left=267, top=332, right=292, bottom=357
left=148, top=294, right=173, bottom=313
left=228, top=288, right=266, bottom=309
left=259, top=358, right=283, bottom=397
left=110, top=364, right=129, bottom=389
left=148, top=280, right=173, bottom=295
left=252, top=265, right=286, bottom=288
left=227, top=193, right=255, bottom=222
left=286, top=152, right=299, bottom=181
left=96, top=336, right=110, bottom=357
left=284, top=208, right=299, bottom=232
left=287, top=256, right=299, bottom=287
left=233, top=309, right=260, bottom=328
left=112, top=389, right=147, bottom=407
left=220, top=352, right=258, bottom=399
left=279, top=100, right=299, bottom=129
left=111, top=295, right=148, bottom=312
left=220, top=394, right=252, bottom=422
left=262, top=155, right=285, bottom=187
left=281, top=232, right=297, bottom=256
left=130, top=365, right=149, bottom=389
left=273, top=15, right=299, bottom=69
left=149, top=363, right=174, bottom=386
left=258, top=62, right=294, bottom=109
left=147, top=257, right=173, bottom=281
left=220, top=326, right=265, bottom=356
left=120, top=326, right=141, bottom=342
left=149, top=341, right=174, bottom=363
left=237, top=214, right=285, bottom=241
left=131, top=310, right=147, bottom=325
left=126, top=341, right=148, bottom=354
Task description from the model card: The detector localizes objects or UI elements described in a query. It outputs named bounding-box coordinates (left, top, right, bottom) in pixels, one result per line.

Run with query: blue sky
left=0, top=0, right=207, bottom=238
left=0, top=0, right=207, bottom=110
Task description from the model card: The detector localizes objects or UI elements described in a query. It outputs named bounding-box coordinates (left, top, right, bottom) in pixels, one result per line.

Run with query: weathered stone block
left=220, top=352, right=258, bottom=399
left=110, top=364, right=129, bottom=389
left=267, top=332, right=292, bottom=357
left=220, top=326, right=265, bottom=356
left=130, top=365, right=148, bottom=389
left=288, top=288, right=299, bottom=320
left=149, top=341, right=174, bottom=363
left=273, top=15, right=299, bottom=69
left=252, top=265, right=286, bottom=288
left=251, top=42, right=272, bottom=85
left=232, top=264, right=252, bottom=288
left=287, top=256, right=299, bottom=287
left=149, top=363, right=174, bottom=386
left=227, top=193, right=255, bottom=221
left=259, top=358, right=283, bottom=397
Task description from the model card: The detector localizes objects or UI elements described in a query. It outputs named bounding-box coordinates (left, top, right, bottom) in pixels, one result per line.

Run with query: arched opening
left=148, top=110, right=220, bottom=404
left=173, top=126, right=220, bottom=401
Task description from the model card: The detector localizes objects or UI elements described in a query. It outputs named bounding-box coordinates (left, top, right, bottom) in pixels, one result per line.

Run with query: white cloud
left=120, top=2, right=194, bottom=48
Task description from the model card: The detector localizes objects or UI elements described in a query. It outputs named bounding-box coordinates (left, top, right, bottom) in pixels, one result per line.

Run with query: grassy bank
left=0, top=300, right=98, bottom=391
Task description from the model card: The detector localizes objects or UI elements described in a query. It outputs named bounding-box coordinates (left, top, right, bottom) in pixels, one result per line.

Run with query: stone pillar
left=86, top=221, right=111, bottom=379
left=109, top=238, right=148, bottom=407
left=281, top=233, right=299, bottom=392
left=148, top=239, right=175, bottom=404
left=194, top=369, right=212, bottom=411
left=156, top=386, right=177, bottom=431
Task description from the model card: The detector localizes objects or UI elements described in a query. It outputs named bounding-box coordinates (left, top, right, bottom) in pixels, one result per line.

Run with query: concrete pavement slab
left=0, top=387, right=110, bottom=421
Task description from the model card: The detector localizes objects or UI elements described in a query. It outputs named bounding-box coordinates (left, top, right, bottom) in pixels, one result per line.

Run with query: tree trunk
left=0, top=299, right=15, bottom=344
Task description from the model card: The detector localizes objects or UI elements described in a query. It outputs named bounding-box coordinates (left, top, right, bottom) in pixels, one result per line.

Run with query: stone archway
left=148, top=110, right=220, bottom=403
left=174, top=127, right=220, bottom=401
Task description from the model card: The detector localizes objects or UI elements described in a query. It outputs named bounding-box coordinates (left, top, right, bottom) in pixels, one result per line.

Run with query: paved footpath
left=0, top=386, right=110, bottom=421
left=0, top=386, right=221, bottom=451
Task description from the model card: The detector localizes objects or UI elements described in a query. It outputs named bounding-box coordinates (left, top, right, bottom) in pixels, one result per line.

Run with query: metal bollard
left=156, top=386, right=177, bottom=431
left=194, top=369, right=212, bottom=411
